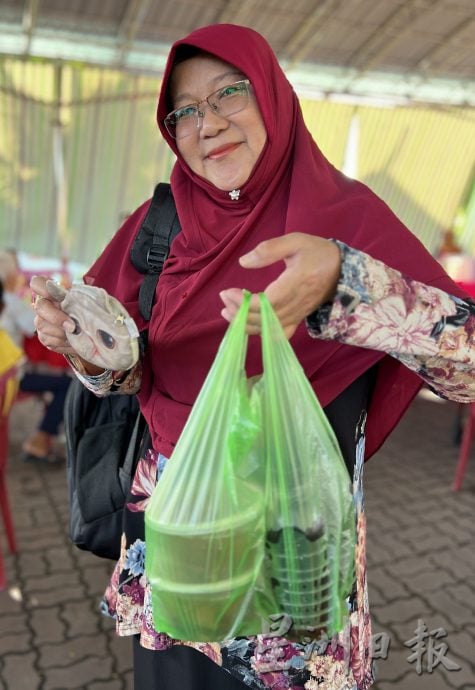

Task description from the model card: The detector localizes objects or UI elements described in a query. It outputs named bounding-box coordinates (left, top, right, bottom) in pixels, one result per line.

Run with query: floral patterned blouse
left=73, top=243, right=475, bottom=690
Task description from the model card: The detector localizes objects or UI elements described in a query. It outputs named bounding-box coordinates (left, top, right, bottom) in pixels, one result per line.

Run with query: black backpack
left=64, top=183, right=181, bottom=560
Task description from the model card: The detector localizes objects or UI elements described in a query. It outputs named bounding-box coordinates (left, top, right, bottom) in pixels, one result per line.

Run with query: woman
left=31, top=23, right=475, bottom=690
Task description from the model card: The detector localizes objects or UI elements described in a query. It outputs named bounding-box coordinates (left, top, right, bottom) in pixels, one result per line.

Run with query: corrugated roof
left=1, top=0, right=474, bottom=104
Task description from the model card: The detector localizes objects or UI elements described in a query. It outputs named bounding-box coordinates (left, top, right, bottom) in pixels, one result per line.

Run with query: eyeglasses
left=164, top=79, right=252, bottom=140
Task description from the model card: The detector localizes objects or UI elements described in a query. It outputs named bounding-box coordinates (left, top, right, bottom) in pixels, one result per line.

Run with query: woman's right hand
left=31, top=276, right=107, bottom=376
left=30, top=275, right=78, bottom=356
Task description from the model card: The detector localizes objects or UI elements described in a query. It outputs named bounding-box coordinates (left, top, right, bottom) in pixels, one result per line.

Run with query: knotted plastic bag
left=145, top=293, right=355, bottom=642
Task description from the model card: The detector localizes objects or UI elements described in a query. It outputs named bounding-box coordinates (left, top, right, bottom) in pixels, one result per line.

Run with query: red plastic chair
left=452, top=402, right=475, bottom=491
left=0, top=367, right=19, bottom=590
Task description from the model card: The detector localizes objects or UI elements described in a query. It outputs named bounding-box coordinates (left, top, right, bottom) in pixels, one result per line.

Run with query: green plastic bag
left=145, top=293, right=355, bottom=641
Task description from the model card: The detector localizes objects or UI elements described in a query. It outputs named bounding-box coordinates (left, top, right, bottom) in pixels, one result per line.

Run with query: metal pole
left=51, top=61, right=69, bottom=271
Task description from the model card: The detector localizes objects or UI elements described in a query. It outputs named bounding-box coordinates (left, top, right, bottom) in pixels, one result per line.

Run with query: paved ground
left=0, top=391, right=474, bottom=690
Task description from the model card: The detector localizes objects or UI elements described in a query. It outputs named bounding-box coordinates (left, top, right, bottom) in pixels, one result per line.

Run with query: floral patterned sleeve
left=65, top=355, right=142, bottom=397
left=306, top=242, right=475, bottom=403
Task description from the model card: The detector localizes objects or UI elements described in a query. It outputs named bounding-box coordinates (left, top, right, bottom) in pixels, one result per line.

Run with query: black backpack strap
left=118, top=409, right=148, bottom=494
left=129, top=182, right=181, bottom=321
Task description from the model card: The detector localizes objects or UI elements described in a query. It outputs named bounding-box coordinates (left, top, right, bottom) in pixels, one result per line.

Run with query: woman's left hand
left=220, top=233, right=341, bottom=338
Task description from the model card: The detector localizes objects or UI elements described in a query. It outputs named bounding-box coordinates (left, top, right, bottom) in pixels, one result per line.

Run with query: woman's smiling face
left=169, top=53, right=267, bottom=192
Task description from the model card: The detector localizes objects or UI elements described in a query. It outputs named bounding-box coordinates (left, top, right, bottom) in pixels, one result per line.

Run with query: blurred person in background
left=0, top=250, right=71, bottom=463
left=0, top=277, right=24, bottom=381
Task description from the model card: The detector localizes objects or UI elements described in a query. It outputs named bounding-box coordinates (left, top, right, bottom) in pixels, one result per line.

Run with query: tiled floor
left=1, top=391, right=474, bottom=689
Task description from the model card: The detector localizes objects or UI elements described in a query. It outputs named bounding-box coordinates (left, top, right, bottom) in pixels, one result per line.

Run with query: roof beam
left=216, top=0, right=259, bottom=26
left=415, top=14, right=475, bottom=75
left=282, top=0, right=345, bottom=67
left=116, top=0, right=153, bottom=65
left=345, top=0, right=442, bottom=73
left=22, top=0, right=39, bottom=54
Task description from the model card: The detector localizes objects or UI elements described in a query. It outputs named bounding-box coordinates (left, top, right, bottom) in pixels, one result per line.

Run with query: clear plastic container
left=145, top=482, right=267, bottom=640
left=149, top=570, right=262, bottom=640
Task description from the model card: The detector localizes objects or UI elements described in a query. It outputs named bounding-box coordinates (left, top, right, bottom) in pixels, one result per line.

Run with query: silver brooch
left=229, top=189, right=240, bottom=200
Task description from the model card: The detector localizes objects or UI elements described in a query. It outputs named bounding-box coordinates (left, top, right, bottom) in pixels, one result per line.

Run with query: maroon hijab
left=86, top=24, right=464, bottom=459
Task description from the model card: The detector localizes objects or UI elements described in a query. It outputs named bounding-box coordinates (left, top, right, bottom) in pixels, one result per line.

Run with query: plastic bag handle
left=195, top=290, right=252, bottom=398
